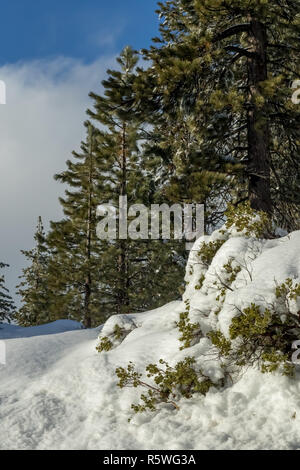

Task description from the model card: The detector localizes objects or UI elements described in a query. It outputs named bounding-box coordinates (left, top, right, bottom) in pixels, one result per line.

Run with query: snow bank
left=184, top=229, right=300, bottom=337
left=0, top=319, right=83, bottom=339
left=1, top=226, right=300, bottom=449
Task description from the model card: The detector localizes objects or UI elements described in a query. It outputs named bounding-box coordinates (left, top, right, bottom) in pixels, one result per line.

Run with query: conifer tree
left=88, top=45, right=186, bottom=317
left=0, top=263, right=15, bottom=323
left=16, top=217, right=50, bottom=326
left=47, top=123, right=106, bottom=328
left=140, top=112, right=235, bottom=232
left=88, top=46, right=140, bottom=314
left=46, top=47, right=186, bottom=328
left=136, top=0, right=300, bottom=229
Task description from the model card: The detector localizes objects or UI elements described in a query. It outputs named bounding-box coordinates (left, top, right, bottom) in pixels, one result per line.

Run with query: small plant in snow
left=275, top=278, right=300, bottom=311
left=116, top=357, right=216, bottom=414
left=209, top=293, right=300, bottom=376
left=194, top=274, right=205, bottom=290
left=198, top=239, right=225, bottom=267
left=208, top=330, right=232, bottom=357
left=213, top=259, right=242, bottom=302
left=215, top=286, right=227, bottom=302
left=113, top=324, right=127, bottom=340
left=223, top=259, right=242, bottom=284
left=96, top=323, right=136, bottom=353
left=175, top=301, right=202, bottom=350
left=96, top=336, right=113, bottom=353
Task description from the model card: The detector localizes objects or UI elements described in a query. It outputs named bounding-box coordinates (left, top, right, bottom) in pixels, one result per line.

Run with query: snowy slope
left=1, top=229, right=300, bottom=450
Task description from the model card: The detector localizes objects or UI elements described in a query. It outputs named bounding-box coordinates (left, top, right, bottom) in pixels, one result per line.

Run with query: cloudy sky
left=0, top=0, right=159, bottom=304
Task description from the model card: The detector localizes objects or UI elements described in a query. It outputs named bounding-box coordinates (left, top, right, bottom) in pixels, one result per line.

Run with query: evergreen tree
left=16, top=217, right=51, bottom=326
left=140, top=111, right=235, bottom=232
left=87, top=45, right=186, bottom=317
left=88, top=46, right=140, bottom=314
left=0, top=263, right=15, bottom=323
left=46, top=47, right=186, bottom=328
left=47, top=123, right=106, bottom=328
left=136, top=0, right=300, bottom=229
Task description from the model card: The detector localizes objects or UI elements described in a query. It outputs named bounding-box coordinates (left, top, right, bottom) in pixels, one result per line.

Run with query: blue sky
left=0, top=0, right=159, bottom=64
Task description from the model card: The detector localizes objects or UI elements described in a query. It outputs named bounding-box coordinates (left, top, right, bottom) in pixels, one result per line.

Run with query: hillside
left=1, top=225, right=300, bottom=450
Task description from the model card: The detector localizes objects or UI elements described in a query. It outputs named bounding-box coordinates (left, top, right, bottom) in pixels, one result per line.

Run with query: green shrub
left=112, top=323, right=131, bottom=341
left=224, top=202, right=271, bottom=237
left=195, top=274, right=205, bottom=290
left=223, top=259, right=242, bottom=284
left=207, top=276, right=300, bottom=377
left=114, top=276, right=300, bottom=418
left=96, top=336, right=113, bottom=353
left=207, top=330, right=232, bottom=356
left=261, top=352, right=293, bottom=376
left=215, top=286, right=227, bottom=302
left=175, top=301, right=202, bottom=350
left=213, top=259, right=242, bottom=302
left=227, top=301, right=299, bottom=375
left=229, top=304, right=272, bottom=339
left=275, top=278, right=300, bottom=303
left=198, top=239, right=225, bottom=267
left=116, top=357, right=217, bottom=414
left=97, top=323, right=136, bottom=353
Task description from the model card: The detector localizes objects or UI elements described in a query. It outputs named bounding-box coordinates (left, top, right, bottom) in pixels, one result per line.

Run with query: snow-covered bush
left=96, top=314, right=137, bottom=353
left=175, top=300, right=202, bottom=350
left=197, top=239, right=226, bottom=267
left=96, top=335, right=114, bottom=353
left=97, top=203, right=300, bottom=417
left=210, top=297, right=300, bottom=377
left=183, top=205, right=300, bottom=380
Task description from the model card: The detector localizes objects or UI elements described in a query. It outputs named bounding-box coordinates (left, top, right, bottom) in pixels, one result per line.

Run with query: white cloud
left=0, top=56, right=116, bottom=305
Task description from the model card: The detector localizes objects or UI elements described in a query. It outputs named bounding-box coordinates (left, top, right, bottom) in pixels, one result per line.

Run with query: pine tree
left=16, top=217, right=52, bottom=327
left=17, top=217, right=51, bottom=326
left=136, top=0, right=300, bottom=229
left=139, top=111, right=235, bottom=232
left=0, top=263, right=15, bottom=323
left=87, top=45, right=186, bottom=316
left=47, top=123, right=107, bottom=328
left=46, top=47, right=186, bottom=327
left=88, top=46, right=140, bottom=314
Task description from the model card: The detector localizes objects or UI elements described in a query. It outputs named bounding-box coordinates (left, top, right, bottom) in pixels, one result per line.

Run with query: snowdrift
left=1, top=226, right=300, bottom=449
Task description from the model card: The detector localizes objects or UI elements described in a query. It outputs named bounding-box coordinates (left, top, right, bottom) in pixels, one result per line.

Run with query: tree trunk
left=246, top=18, right=272, bottom=214
left=84, top=273, right=91, bottom=328
left=83, top=126, right=93, bottom=328
left=117, top=123, right=130, bottom=314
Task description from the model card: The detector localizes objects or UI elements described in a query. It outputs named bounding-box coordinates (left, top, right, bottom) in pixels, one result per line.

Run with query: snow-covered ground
left=1, top=227, right=300, bottom=450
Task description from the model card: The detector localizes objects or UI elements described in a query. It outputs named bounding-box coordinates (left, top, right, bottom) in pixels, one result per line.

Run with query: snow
left=0, top=319, right=83, bottom=339
left=184, top=230, right=300, bottom=337
left=1, top=227, right=300, bottom=450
